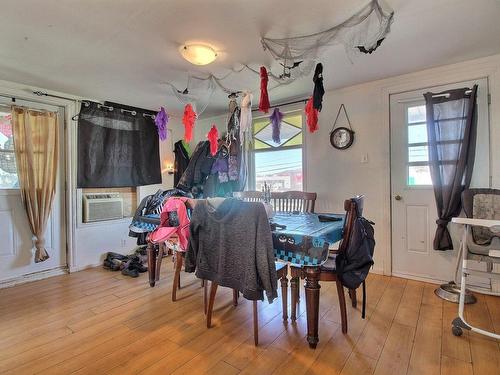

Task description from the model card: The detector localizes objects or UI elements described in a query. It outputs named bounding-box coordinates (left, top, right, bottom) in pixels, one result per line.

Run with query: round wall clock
left=330, top=103, right=355, bottom=150
left=330, top=127, right=355, bottom=150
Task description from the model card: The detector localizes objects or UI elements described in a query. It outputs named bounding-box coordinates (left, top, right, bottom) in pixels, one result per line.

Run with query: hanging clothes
left=186, top=198, right=278, bottom=302
left=173, top=140, right=190, bottom=187
left=239, top=91, right=253, bottom=144
left=176, top=141, right=215, bottom=197
left=259, top=66, right=271, bottom=113
left=312, top=63, right=325, bottom=111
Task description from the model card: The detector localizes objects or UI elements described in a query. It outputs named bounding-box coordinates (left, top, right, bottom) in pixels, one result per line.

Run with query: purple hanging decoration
left=155, top=107, right=169, bottom=141
left=270, top=107, right=283, bottom=143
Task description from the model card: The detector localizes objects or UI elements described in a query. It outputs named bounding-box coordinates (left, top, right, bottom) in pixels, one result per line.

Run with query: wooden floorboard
left=0, top=260, right=498, bottom=375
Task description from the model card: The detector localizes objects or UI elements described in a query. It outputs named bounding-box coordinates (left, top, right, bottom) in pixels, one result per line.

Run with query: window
left=251, top=110, right=303, bottom=191
left=0, top=109, right=18, bottom=189
left=406, top=104, right=432, bottom=186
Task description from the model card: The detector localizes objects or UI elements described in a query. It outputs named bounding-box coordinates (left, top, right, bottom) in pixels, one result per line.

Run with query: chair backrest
left=232, top=191, right=263, bottom=203
left=233, top=190, right=317, bottom=213
left=462, top=188, right=500, bottom=245
left=338, top=196, right=364, bottom=253
left=271, top=191, right=317, bottom=213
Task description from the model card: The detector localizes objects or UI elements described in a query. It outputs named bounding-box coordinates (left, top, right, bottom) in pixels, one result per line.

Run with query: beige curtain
left=11, top=106, right=59, bottom=263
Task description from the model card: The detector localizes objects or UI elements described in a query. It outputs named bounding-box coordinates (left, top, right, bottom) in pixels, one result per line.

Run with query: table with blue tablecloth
left=140, top=209, right=345, bottom=348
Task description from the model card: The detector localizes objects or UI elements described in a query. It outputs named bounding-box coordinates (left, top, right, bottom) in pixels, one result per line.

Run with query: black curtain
left=77, top=101, right=161, bottom=188
left=424, top=85, right=478, bottom=250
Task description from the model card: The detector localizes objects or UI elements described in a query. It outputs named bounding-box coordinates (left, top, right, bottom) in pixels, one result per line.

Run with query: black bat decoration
left=357, top=38, right=385, bottom=54
left=279, top=60, right=304, bottom=69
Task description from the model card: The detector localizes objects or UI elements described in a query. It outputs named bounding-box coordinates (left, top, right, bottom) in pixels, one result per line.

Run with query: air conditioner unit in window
left=83, top=192, right=124, bottom=223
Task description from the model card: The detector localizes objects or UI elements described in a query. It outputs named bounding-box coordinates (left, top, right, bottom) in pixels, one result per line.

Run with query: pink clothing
left=148, top=197, right=191, bottom=252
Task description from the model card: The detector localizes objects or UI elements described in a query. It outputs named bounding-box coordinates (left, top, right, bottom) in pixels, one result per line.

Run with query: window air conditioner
left=83, top=192, right=124, bottom=223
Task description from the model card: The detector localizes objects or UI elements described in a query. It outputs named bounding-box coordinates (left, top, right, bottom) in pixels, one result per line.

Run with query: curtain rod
left=251, top=97, right=308, bottom=112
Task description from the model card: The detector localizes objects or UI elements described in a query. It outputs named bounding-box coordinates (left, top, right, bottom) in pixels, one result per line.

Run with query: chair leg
left=290, top=276, right=299, bottom=321
left=155, top=245, right=164, bottom=283
left=336, top=278, right=348, bottom=334
left=253, top=300, right=259, bottom=346
left=280, top=274, right=288, bottom=321
left=206, top=281, right=218, bottom=328
left=172, top=252, right=183, bottom=302
left=203, top=279, right=208, bottom=314
left=348, top=288, right=357, bottom=308
left=146, top=243, right=156, bottom=287
left=296, top=279, right=300, bottom=302
left=232, top=289, right=239, bottom=306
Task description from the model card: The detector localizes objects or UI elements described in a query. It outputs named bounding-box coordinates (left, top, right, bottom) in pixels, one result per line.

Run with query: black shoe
left=121, top=266, right=139, bottom=278
left=106, top=252, right=129, bottom=261
left=130, top=261, right=147, bottom=273
left=103, top=259, right=121, bottom=271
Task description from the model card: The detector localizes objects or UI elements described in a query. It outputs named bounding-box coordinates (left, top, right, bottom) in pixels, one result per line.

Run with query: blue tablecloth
left=133, top=211, right=345, bottom=267
left=271, top=212, right=345, bottom=266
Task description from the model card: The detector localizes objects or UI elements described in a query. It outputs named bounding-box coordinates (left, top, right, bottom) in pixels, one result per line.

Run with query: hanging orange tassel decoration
left=182, top=104, right=196, bottom=142
left=207, top=124, right=219, bottom=156
left=305, top=97, right=319, bottom=133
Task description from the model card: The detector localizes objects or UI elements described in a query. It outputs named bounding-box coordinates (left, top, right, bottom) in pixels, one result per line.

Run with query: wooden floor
left=1, top=258, right=499, bottom=375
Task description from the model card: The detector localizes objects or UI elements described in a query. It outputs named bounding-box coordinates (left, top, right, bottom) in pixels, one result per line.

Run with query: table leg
left=304, top=266, right=321, bottom=349
left=147, top=243, right=156, bottom=287
left=290, top=276, right=299, bottom=321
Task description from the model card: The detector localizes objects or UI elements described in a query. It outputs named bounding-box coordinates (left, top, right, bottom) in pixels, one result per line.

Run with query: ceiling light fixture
left=180, top=44, right=217, bottom=66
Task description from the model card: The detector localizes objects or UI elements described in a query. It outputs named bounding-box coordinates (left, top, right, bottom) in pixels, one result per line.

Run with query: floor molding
left=0, top=266, right=68, bottom=289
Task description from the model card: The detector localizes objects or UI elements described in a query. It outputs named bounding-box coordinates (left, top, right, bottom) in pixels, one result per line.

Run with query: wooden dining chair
left=234, top=190, right=317, bottom=213
left=205, top=262, right=289, bottom=346
left=147, top=198, right=198, bottom=302
left=234, top=190, right=318, bottom=318
left=271, top=191, right=317, bottom=213
left=290, top=196, right=364, bottom=334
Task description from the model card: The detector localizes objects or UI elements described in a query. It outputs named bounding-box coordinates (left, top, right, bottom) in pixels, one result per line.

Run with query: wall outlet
left=120, top=239, right=127, bottom=248
left=361, top=153, right=369, bottom=163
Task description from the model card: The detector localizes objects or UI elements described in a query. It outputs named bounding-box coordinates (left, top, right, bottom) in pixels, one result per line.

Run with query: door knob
left=394, top=194, right=402, bottom=201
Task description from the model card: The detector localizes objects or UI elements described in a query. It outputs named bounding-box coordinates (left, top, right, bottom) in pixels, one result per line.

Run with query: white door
left=0, top=99, right=66, bottom=282
left=390, top=78, right=489, bottom=283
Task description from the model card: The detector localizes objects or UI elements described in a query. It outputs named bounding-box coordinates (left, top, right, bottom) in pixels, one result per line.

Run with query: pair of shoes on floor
left=121, top=259, right=148, bottom=278
left=103, top=251, right=148, bottom=277
left=103, top=258, right=123, bottom=271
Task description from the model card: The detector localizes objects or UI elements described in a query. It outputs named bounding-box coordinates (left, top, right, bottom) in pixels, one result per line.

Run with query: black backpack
left=336, top=216, right=375, bottom=318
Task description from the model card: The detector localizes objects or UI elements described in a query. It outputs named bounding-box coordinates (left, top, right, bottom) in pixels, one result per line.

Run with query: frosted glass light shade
left=180, top=44, right=217, bottom=66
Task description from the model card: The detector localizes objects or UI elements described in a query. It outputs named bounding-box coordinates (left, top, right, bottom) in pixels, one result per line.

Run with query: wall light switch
left=361, top=153, right=369, bottom=163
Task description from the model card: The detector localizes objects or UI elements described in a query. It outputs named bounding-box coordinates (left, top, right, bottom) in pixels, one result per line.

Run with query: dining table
left=270, top=211, right=345, bottom=348
left=137, top=209, right=345, bottom=349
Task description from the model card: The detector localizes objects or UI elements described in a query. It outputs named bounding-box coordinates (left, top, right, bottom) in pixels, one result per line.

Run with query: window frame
left=404, top=101, right=433, bottom=188
left=0, top=104, right=18, bottom=191
left=248, top=107, right=306, bottom=192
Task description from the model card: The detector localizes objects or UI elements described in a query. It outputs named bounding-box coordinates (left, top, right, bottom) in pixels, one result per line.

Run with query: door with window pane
left=251, top=110, right=304, bottom=192
left=390, top=78, right=489, bottom=282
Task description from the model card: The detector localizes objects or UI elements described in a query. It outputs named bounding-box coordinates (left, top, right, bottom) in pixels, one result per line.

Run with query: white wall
left=2, top=53, right=499, bottom=278
left=70, top=117, right=187, bottom=270
left=199, top=54, right=500, bottom=276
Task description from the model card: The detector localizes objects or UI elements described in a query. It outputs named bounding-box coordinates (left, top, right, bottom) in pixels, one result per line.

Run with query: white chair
left=450, top=189, right=500, bottom=340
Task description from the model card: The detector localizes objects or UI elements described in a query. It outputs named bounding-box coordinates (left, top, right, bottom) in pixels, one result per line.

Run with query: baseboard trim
left=0, top=266, right=68, bottom=289
left=391, top=271, right=446, bottom=285
left=69, top=262, right=102, bottom=273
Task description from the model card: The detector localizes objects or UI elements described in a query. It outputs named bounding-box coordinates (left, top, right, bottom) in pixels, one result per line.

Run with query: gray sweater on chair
left=185, top=198, right=278, bottom=303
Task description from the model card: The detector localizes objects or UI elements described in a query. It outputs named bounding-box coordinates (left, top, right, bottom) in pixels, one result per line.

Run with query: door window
left=406, top=104, right=432, bottom=186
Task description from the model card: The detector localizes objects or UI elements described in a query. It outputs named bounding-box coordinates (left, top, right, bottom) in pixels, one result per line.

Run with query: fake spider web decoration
left=261, top=0, right=394, bottom=66
left=166, top=0, right=393, bottom=115
left=167, top=75, right=218, bottom=116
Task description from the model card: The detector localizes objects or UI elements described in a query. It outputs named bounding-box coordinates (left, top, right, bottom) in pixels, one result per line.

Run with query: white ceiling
left=1, top=0, right=499, bottom=117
